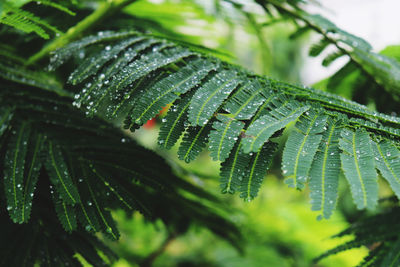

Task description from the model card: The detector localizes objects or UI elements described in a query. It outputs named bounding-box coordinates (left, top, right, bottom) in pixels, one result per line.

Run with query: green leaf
left=373, top=139, right=400, bottom=200
left=178, top=122, right=212, bottom=163
left=90, top=166, right=137, bottom=211
left=73, top=38, right=161, bottom=114
left=158, top=92, right=192, bottom=150
left=4, top=121, right=31, bottom=223
left=68, top=36, right=147, bottom=85
left=220, top=142, right=251, bottom=194
left=54, top=198, right=77, bottom=232
left=83, top=174, right=120, bottom=240
left=50, top=31, right=139, bottom=70
left=241, top=98, right=310, bottom=153
left=107, top=46, right=193, bottom=95
left=283, top=110, right=328, bottom=189
left=85, top=46, right=192, bottom=117
left=0, top=5, right=52, bottom=39
left=240, top=142, right=277, bottom=201
left=209, top=114, right=244, bottom=161
left=188, top=69, right=240, bottom=126
left=339, top=128, right=378, bottom=210
left=44, top=141, right=80, bottom=205
left=309, top=118, right=341, bottom=219
left=131, top=58, right=216, bottom=125
left=222, top=79, right=270, bottom=120
left=19, top=131, right=44, bottom=223
left=75, top=180, right=102, bottom=233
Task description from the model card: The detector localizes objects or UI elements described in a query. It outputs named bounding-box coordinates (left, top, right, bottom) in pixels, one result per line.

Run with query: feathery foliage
left=48, top=29, right=400, bottom=222
left=2, top=0, right=400, bottom=265
left=0, top=0, right=74, bottom=39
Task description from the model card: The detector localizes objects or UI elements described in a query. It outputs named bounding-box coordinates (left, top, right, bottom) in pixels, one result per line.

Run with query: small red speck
left=143, top=117, right=156, bottom=129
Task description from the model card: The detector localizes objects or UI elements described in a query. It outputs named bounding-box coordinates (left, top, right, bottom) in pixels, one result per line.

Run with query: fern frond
left=178, top=123, right=213, bottom=163
left=78, top=163, right=119, bottom=240
left=44, top=140, right=80, bottom=205
left=49, top=31, right=140, bottom=70
left=339, top=128, right=378, bottom=209
left=131, top=58, right=216, bottom=125
left=188, top=69, right=241, bottom=126
left=0, top=2, right=65, bottom=39
left=68, top=36, right=146, bottom=85
left=158, top=92, right=192, bottom=149
left=373, top=140, right=400, bottom=200
left=222, top=79, right=270, bottom=120
left=50, top=31, right=400, bottom=214
left=309, top=118, right=341, bottom=219
left=220, top=142, right=251, bottom=194
left=283, top=109, right=328, bottom=190
left=240, top=142, right=277, bottom=201
left=4, top=120, right=31, bottom=223
left=241, top=97, right=309, bottom=153
left=53, top=196, right=77, bottom=232
left=84, top=181, right=120, bottom=241
left=19, top=131, right=44, bottom=223
left=209, top=114, right=244, bottom=162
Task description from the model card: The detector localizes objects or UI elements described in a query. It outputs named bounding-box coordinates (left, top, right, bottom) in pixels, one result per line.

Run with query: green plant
left=2, top=0, right=400, bottom=266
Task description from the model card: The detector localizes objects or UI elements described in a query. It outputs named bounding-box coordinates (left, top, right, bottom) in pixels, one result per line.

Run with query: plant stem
left=27, top=0, right=137, bottom=66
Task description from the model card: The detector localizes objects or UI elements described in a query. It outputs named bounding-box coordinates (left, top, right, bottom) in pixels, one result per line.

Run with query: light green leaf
left=178, top=123, right=212, bottom=163
left=240, top=142, right=277, bottom=201
left=339, top=128, right=378, bottom=210
left=131, top=58, right=216, bottom=125
left=68, top=36, right=146, bottom=85
left=220, top=142, right=251, bottom=194
left=188, top=69, right=240, bottom=126
left=241, top=99, right=310, bottom=153
left=283, top=110, right=328, bottom=189
left=158, top=92, right=192, bottom=150
left=309, top=118, right=341, bottom=219
left=373, top=139, right=400, bottom=200
left=222, top=79, right=269, bottom=120
left=209, top=114, right=244, bottom=162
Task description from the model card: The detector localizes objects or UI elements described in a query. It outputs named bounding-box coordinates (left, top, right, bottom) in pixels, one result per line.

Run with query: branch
left=256, top=0, right=400, bottom=99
